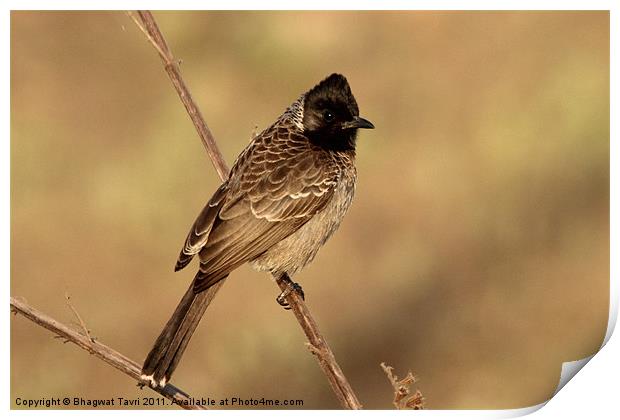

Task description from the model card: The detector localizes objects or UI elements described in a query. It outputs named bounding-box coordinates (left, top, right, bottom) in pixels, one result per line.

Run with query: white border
left=4, top=2, right=616, bottom=419
left=0, top=0, right=616, bottom=10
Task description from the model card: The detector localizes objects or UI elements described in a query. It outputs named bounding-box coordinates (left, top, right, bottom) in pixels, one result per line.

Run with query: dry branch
left=10, top=297, right=206, bottom=410
left=129, top=10, right=362, bottom=409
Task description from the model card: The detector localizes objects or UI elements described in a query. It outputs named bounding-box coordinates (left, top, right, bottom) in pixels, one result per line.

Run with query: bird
left=140, top=73, right=374, bottom=388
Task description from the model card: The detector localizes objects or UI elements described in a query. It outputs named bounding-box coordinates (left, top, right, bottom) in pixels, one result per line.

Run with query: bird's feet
left=276, top=276, right=305, bottom=310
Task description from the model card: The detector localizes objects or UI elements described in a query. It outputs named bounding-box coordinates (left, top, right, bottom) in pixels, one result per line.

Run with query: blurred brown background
left=10, top=11, right=609, bottom=409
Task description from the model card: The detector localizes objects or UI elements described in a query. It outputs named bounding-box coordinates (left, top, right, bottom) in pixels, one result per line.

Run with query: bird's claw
left=276, top=280, right=305, bottom=310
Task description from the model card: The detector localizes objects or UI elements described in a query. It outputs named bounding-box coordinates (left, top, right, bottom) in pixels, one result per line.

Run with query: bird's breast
left=249, top=168, right=356, bottom=276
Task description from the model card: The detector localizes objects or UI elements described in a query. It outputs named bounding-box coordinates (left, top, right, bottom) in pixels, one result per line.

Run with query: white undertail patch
left=140, top=373, right=167, bottom=389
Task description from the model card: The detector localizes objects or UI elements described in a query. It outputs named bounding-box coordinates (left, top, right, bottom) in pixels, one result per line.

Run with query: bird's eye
left=323, top=110, right=335, bottom=123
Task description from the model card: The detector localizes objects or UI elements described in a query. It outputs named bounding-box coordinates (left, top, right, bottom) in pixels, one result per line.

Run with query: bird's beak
left=342, top=116, right=375, bottom=130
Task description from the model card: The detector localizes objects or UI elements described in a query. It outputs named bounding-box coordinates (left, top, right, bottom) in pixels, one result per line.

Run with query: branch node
left=53, top=335, right=71, bottom=344
left=305, top=342, right=322, bottom=356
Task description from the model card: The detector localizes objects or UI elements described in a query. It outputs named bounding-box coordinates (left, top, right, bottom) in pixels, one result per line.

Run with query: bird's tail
left=141, top=278, right=226, bottom=387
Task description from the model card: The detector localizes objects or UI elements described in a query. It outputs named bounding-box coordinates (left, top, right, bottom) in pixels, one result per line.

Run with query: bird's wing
left=192, top=126, right=340, bottom=292
left=174, top=183, right=229, bottom=272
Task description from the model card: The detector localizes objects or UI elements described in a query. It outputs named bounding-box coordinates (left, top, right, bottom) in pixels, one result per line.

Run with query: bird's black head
left=302, top=73, right=374, bottom=151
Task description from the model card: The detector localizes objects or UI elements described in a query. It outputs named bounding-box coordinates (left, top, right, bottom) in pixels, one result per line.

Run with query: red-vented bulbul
left=141, top=73, right=374, bottom=387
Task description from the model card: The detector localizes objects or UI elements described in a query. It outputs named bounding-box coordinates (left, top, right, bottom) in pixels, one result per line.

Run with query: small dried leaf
left=380, top=362, right=425, bottom=410
left=405, top=390, right=425, bottom=410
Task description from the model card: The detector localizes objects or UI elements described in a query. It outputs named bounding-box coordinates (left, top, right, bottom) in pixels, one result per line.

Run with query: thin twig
left=130, top=10, right=362, bottom=409
left=10, top=297, right=207, bottom=410
left=64, top=292, right=94, bottom=343
left=126, top=12, right=170, bottom=62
